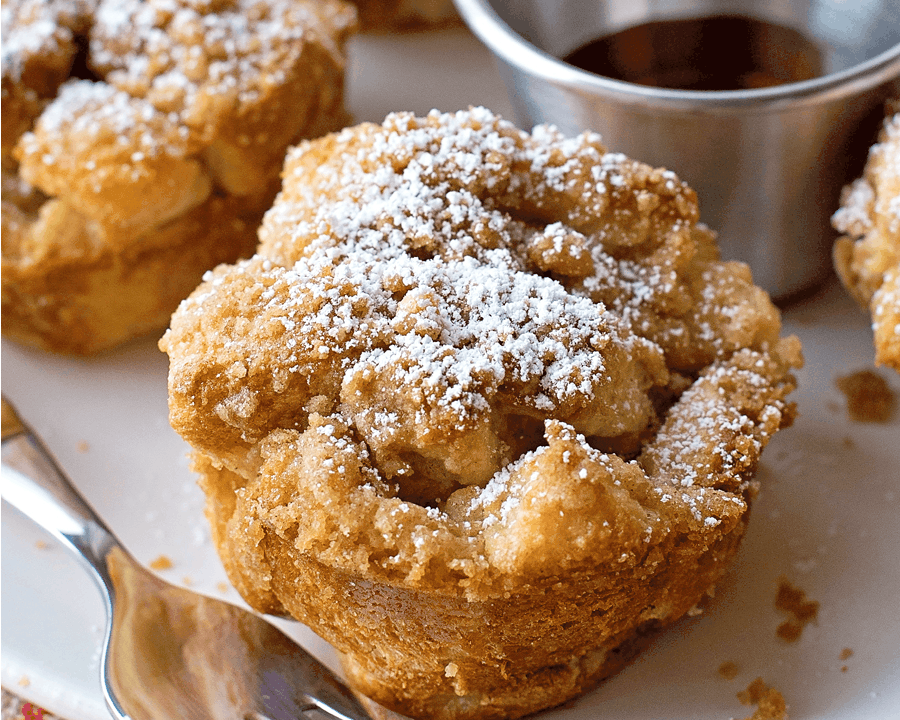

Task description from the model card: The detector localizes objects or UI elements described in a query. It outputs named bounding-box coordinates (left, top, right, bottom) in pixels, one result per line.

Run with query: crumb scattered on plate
left=719, top=661, right=740, bottom=680
left=840, top=647, right=854, bottom=672
left=149, top=555, right=173, bottom=571
left=775, top=576, right=819, bottom=642
left=836, top=369, right=897, bottom=423
left=737, top=677, right=789, bottom=720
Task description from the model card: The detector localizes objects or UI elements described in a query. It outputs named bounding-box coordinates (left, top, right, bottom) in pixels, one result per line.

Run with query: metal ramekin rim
left=453, top=0, right=900, bottom=111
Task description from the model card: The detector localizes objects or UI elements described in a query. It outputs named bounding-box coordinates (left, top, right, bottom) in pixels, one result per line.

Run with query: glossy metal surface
left=453, top=0, right=900, bottom=299
left=1, top=398, right=371, bottom=720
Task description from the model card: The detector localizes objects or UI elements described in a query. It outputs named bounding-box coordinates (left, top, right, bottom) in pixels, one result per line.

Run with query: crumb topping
left=1, top=0, right=95, bottom=87
left=89, top=0, right=356, bottom=132
left=162, top=108, right=802, bottom=597
left=4, top=0, right=357, bottom=260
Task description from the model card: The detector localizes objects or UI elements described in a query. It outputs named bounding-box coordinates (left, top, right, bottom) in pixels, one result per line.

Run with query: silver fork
left=1, top=397, right=373, bottom=720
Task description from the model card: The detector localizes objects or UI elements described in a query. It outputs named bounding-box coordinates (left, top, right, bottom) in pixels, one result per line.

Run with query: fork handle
left=2, top=398, right=132, bottom=720
left=1, top=398, right=119, bottom=593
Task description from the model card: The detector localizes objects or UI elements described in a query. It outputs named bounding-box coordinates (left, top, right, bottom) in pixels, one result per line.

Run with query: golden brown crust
left=2, top=193, right=260, bottom=354
left=832, top=100, right=900, bottom=372
left=15, top=82, right=214, bottom=238
left=1, top=0, right=357, bottom=354
left=162, top=108, right=802, bottom=719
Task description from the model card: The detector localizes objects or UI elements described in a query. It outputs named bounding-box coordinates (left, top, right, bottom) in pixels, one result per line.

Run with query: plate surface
left=3, top=27, right=900, bottom=720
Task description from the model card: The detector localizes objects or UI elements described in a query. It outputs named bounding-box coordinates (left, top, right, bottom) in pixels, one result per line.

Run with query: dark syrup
left=563, top=15, right=823, bottom=91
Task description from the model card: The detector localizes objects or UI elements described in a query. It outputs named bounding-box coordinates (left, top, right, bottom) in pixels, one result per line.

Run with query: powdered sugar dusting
left=163, top=107, right=802, bottom=596
left=1, top=0, right=94, bottom=84
left=89, top=0, right=356, bottom=131
left=6, top=0, right=357, bottom=198
left=22, top=79, right=184, bottom=155
left=833, top=178, right=876, bottom=237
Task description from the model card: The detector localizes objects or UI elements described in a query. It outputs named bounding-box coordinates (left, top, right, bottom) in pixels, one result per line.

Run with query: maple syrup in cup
left=453, top=0, right=900, bottom=300
left=563, top=15, right=823, bottom=91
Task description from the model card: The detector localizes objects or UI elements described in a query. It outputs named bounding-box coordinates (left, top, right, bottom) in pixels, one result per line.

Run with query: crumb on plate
left=775, top=576, right=819, bottom=642
left=149, top=554, right=173, bottom=571
left=736, top=677, right=788, bottom=720
left=836, top=369, right=897, bottom=422
left=719, top=661, right=740, bottom=680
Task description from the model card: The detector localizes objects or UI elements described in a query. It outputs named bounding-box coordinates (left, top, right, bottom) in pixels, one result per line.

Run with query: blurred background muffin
left=1, top=0, right=357, bottom=354
left=832, top=100, right=900, bottom=373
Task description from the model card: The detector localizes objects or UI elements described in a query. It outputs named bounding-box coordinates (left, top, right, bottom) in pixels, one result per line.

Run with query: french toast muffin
left=161, top=108, right=802, bottom=719
left=832, top=100, right=900, bottom=373
left=1, top=0, right=357, bottom=354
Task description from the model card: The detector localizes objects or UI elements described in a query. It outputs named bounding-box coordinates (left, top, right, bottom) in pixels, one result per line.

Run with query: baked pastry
left=1, top=0, right=357, bottom=354
left=161, top=108, right=802, bottom=719
left=832, top=100, right=900, bottom=373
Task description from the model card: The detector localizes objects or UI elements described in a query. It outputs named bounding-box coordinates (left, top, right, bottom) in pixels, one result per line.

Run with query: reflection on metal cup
left=453, top=0, right=900, bottom=300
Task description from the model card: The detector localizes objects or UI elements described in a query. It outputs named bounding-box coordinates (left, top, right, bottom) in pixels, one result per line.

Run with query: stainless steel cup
left=453, top=0, right=900, bottom=299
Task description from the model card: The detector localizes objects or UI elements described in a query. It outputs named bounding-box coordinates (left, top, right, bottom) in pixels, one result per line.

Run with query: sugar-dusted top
left=1, top=0, right=95, bottom=86
left=5, top=0, right=358, bottom=261
left=90, top=0, right=356, bottom=133
left=162, top=108, right=802, bottom=597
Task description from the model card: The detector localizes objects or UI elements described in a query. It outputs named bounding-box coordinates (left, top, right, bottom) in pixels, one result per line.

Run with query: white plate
left=3, top=26, right=900, bottom=720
